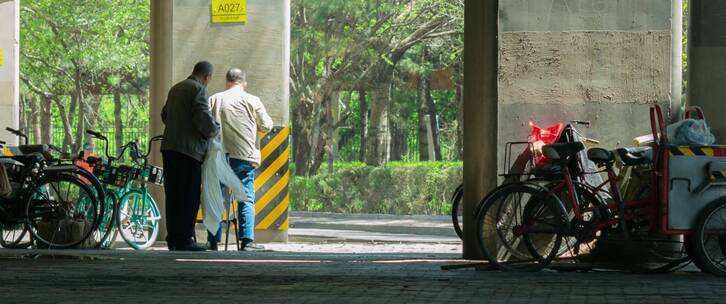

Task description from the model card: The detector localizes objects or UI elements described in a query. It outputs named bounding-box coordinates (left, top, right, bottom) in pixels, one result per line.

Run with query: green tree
left=19, top=0, right=149, bottom=153
left=291, top=0, right=463, bottom=175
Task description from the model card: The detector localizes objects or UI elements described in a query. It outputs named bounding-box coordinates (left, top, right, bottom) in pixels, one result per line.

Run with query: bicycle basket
left=95, top=164, right=136, bottom=188
left=114, top=165, right=138, bottom=188
left=137, top=165, right=164, bottom=186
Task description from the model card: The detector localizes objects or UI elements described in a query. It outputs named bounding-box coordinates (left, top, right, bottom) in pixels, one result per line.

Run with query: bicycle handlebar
left=86, top=130, right=107, bottom=141
left=86, top=130, right=112, bottom=159
left=6, top=127, right=29, bottom=145
left=568, top=120, right=591, bottom=126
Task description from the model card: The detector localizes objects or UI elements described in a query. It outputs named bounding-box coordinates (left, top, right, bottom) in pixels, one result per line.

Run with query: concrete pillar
left=462, top=0, right=498, bottom=259
left=0, top=0, right=19, bottom=145
left=150, top=0, right=291, bottom=243
left=498, top=1, right=672, bottom=159
left=689, top=0, right=726, bottom=141
left=671, top=0, right=683, bottom=121
left=150, top=0, right=174, bottom=241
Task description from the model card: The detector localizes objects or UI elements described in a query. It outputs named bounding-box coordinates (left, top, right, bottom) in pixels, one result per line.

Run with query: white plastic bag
left=666, top=119, right=716, bottom=146
left=201, top=137, right=247, bottom=234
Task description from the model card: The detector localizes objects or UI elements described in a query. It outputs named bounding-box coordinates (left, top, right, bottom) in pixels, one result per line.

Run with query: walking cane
left=224, top=188, right=241, bottom=251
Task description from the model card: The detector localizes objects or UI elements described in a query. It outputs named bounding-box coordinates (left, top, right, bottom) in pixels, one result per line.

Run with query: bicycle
left=1, top=127, right=107, bottom=249
left=83, top=130, right=163, bottom=250
left=0, top=139, right=100, bottom=249
left=475, top=105, right=716, bottom=274
left=451, top=120, right=598, bottom=240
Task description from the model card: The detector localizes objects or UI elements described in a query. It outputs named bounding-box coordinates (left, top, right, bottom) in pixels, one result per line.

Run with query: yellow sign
left=0, top=48, right=3, bottom=66
left=211, top=0, right=247, bottom=23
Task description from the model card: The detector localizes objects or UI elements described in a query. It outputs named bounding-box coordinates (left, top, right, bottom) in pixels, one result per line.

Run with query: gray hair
left=226, top=68, right=247, bottom=83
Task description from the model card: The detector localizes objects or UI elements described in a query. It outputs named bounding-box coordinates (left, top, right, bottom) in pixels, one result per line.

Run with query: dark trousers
left=162, top=150, right=202, bottom=247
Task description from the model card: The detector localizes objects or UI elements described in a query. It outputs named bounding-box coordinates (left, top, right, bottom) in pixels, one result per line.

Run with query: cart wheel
left=692, top=198, right=726, bottom=276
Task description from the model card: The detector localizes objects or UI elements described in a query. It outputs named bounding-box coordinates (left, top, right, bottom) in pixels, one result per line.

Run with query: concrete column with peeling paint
left=498, top=0, right=674, bottom=160
left=689, top=0, right=726, bottom=142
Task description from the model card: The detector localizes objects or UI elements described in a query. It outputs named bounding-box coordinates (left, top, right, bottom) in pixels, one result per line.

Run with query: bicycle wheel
left=451, top=184, right=464, bottom=240
left=476, top=183, right=567, bottom=272
left=0, top=222, right=31, bottom=249
left=692, top=198, right=726, bottom=276
left=116, top=190, right=160, bottom=250
left=67, top=167, right=106, bottom=230
left=87, top=191, right=118, bottom=249
left=549, top=181, right=607, bottom=260
left=25, top=174, right=98, bottom=249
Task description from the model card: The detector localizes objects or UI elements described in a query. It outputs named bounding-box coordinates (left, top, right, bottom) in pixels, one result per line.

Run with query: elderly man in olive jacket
left=161, top=61, right=220, bottom=251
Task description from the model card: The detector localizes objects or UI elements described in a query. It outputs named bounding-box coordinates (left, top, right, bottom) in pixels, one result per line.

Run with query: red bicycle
left=476, top=105, right=726, bottom=275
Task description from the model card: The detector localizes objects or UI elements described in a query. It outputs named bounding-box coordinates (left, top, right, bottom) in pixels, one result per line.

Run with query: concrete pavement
left=1, top=247, right=725, bottom=304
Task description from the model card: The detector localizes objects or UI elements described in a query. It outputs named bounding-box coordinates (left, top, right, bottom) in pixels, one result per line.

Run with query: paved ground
left=287, top=212, right=459, bottom=243
left=1, top=244, right=725, bottom=304
left=2, top=213, right=725, bottom=303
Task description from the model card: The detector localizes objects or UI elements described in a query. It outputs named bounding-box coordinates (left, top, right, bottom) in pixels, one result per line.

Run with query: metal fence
left=30, top=127, right=150, bottom=156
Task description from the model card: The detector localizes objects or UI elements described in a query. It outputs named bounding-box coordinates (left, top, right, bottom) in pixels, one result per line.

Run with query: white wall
left=0, top=0, right=19, bottom=145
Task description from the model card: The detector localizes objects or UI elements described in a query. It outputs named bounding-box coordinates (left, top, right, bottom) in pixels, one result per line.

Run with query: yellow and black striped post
left=196, top=126, right=290, bottom=242
left=254, top=126, right=290, bottom=237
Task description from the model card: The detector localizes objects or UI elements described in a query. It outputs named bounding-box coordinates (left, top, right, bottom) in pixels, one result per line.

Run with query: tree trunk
left=417, top=76, right=431, bottom=161
left=358, top=89, right=368, bottom=162
left=84, top=95, right=102, bottom=147
left=66, top=94, right=78, bottom=151
left=425, top=77, right=442, bottom=161
left=53, top=97, right=74, bottom=152
left=389, top=119, right=407, bottom=161
left=18, top=95, right=26, bottom=138
left=455, top=83, right=464, bottom=160
left=326, top=91, right=340, bottom=174
left=365, top=86, right=391, bottom=166
left=40, top=97, right=53, bottom=144
left=114, top=91, right=124, bottom=156
left=292, top=94, right=329, bottom=176
left=74, top=97, right=86, bottom=152
left=27, top=96, right=40, bottom=144
left=73, top=66, right=87, bottom=152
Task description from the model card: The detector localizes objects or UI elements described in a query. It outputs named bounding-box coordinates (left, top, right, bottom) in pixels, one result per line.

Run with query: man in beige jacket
left=208, top=68, right=273, bottom=251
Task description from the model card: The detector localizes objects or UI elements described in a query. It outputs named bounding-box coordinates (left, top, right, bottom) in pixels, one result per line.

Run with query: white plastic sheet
left=201, top=137, right=247, bottom=234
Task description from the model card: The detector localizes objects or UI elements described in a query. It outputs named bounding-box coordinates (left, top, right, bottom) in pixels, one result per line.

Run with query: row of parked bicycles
left=0, top=128, right=162, bottom=250
left=451, top=105, right=726, bottom=277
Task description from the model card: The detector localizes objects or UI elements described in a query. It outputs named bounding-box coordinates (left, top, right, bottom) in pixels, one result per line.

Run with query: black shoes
left=175, top=244, right=208, bottom=251
left=168, top=241, right=207, bottom=252
left=208, top=241, right=219, bottom=251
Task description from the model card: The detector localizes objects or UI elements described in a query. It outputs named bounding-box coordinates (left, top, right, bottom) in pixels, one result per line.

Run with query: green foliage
left=290, top=162, right=462, bottom=215
left=19, top=0, right=150, bottom=151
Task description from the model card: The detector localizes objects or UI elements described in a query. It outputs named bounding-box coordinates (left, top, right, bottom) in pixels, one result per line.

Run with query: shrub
left=290, top=162, right=463, bottom=215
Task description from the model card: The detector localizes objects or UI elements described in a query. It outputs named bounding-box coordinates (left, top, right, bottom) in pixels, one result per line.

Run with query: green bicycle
left=84, top=130, right=163, bottom=250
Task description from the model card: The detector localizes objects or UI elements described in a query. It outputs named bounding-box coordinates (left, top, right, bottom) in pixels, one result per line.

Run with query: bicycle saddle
left=615, top=147, right=652, bottom=166
left=6, top=153, right=44, bottom=166
left=17, top=145, right=50, bottom=155
left=542, top=142, right=585, bottom=161
left=85, top=156, right=104, bottom=166
left=587, top=148, right=614, bottom=166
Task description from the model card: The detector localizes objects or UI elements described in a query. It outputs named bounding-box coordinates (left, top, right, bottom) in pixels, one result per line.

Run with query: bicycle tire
left=116, top=190, right=160, bottom=250
left=691, top=198, right=726, bottom=277
left=451, top=184, right=464, bottom=240
left=90, top=192, right=118, bottom=249
left=25, top=173, right=98, bottom=249
left=0, top=223, right=31, bottom=249
left=684, top=235, right=705, bottom=272
left=476, top=182, right=567, bottom=272
left=67, top=167, right=106, bottom=230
